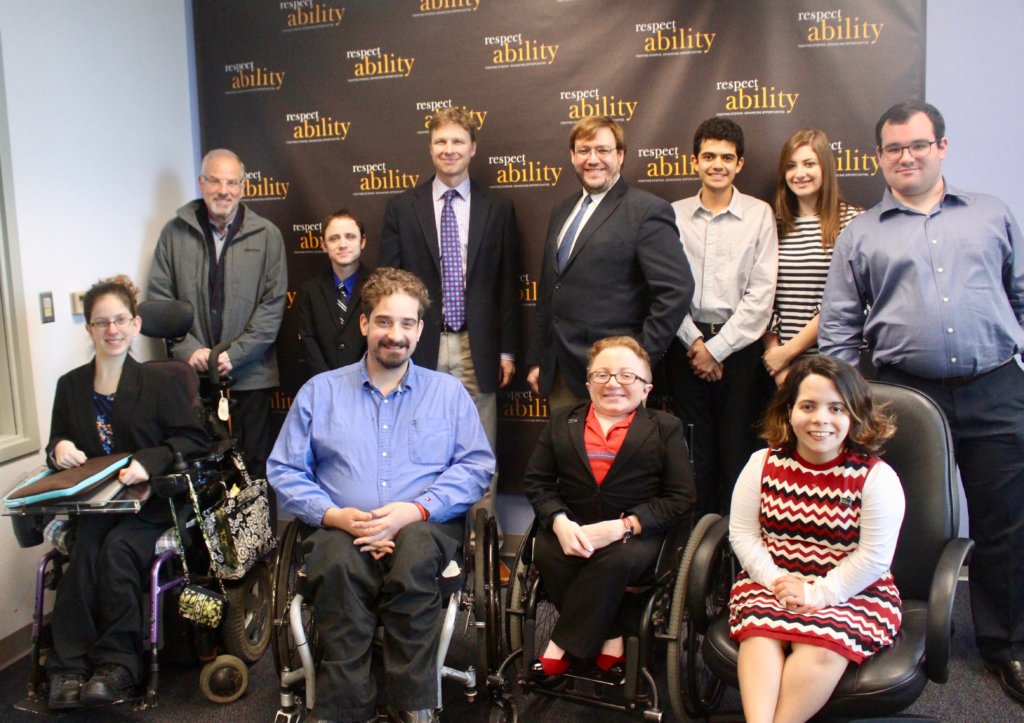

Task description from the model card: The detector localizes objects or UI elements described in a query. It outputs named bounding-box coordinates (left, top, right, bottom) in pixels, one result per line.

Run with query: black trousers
left=879, top=359, right=1024, bottom=662
left=47, top=514, right=167, bottom=682
left=533, top=525, right=663, bottom=660
left=668, top=339, right=768, bottom=518
left=304, top=520, right=463, bottom=720
left=230, top=387, right=273, bottom=481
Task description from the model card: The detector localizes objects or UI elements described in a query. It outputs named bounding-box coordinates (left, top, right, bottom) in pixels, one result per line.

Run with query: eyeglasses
left=573, top=146, right=618, bottom=159
left=201, top=175, right=243, bottom=190
left=879, top=140, right=938, bottom=161
left=587, top=371, right=649, bottom=385
left=89, top=315, right=134, bottom=330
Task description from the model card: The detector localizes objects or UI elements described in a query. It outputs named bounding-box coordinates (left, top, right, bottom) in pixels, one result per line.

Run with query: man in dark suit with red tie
left=295, top=209, right=372, bottom=379
left=379, top=106, right=521, bottom=520
left=527, top=116, right=694, bottom=409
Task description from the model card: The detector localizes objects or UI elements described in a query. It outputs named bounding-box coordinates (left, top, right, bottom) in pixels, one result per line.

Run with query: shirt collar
left=879, top=177, right=968, bottom=217
left=692, top=187, right=744, bottom=219
left=332, top=268, right=359, bottom=294
left=580, top=175, right=618, bottom=206
left=433, top=176, right=471, bottom=202
left=359, top=356, right=416, bottom=396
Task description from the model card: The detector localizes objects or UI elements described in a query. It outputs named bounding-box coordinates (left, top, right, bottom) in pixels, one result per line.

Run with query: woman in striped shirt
left=762, top=129, right=860, bottom=385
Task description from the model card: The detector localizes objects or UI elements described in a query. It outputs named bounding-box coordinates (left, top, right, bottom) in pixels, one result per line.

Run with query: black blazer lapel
left=563, top=177, right=627, bottom=271
left=601, top=407, right=657, bottom=486
left=345, top=265, right=369, bottom=328
left=466, top=182, right=489, bottom=279
left=412, top=181, right=441, bottom=275
left=566, top=403, right=593, bottom=480
left=549, top=193, right=580, bottom=273
left=316, top=274, right=346, bottom=334
left=111, top=356, right=143, bottom=454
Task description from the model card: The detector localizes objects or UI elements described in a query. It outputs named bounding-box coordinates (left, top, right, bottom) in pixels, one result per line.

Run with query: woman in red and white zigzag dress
left=728, top=355, right=904, bottom=723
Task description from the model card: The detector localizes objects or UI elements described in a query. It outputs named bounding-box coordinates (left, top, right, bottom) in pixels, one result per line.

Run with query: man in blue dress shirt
left=268, top=267, right=494, bottom=723
left=820, top=100, right=1024, bottom=706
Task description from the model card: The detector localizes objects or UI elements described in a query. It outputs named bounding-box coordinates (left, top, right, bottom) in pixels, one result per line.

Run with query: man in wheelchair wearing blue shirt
left=268, top=267, right=495, bottom=723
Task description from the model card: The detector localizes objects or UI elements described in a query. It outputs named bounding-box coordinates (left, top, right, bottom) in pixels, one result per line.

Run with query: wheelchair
left=677, top=381, right=975, bottom=720
left=272, top=507, right=504, bottom=722
left=3, top=299, right=275, bottom=713
left=490, top=509, right=721, bottom=723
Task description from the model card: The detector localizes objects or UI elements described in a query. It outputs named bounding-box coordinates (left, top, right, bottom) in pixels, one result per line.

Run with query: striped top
left=773, top=204, right=860, bottom=351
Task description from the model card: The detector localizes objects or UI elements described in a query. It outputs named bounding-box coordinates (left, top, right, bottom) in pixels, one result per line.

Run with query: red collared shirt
left=583, top=406, right=636, bottom=485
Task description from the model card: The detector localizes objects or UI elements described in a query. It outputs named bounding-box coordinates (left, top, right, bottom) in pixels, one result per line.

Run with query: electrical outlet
left=40, top=292, right=54, bottom=323
left=70, top=290, right=87, bottom=315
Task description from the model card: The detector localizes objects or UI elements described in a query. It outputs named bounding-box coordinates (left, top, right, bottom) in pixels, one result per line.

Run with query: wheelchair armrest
left=685, top=515, right=731, bottom=631
left=150, top=472, right=190, bottom=499
left=924, top=536, right=974, bottom=683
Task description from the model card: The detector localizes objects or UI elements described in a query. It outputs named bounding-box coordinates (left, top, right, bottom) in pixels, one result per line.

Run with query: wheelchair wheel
left=272, top=520, right=320, bottom=675
left=199, top=654, right=248, bottom=704
left=666, top=513, right=725, bottom=721
left=505, top=528, right=558, bottom=670
left=488, top=694, right=518, bottom=723
left=223, top=562, right=273, bottom=664
left=473, top=509, right=503, bottom=681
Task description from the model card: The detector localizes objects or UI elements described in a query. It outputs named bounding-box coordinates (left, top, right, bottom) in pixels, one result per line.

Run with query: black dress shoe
left=80, top=663, right=136, bottom=706
left=48, top=671, right=86, bottom=710
left=987, top=660, right=1024, bottom=704
left=386, top=708, right=437, bottom=723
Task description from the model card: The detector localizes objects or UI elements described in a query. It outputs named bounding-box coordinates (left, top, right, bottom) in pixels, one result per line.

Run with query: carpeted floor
left=1, top=581, right=1020, bottom=722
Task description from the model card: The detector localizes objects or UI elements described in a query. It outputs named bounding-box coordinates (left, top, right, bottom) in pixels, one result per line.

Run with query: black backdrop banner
left=192, top=0, right=925, bottom=486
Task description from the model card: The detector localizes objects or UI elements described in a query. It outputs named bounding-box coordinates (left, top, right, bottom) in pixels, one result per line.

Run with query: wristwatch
left=621, top=515, right=634, bottom=543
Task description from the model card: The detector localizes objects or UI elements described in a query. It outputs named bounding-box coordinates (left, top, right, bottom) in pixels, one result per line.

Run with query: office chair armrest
left=685, top=515, right=731, bottom=631
left=925, top=537, right=974, bottom=683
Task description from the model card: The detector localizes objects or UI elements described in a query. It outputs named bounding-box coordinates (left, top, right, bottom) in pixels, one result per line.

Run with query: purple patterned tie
left=440, top=188, right=465, bottom=330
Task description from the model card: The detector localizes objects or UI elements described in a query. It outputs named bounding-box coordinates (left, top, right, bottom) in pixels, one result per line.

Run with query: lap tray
left=2, top=453, right=149, bottom=515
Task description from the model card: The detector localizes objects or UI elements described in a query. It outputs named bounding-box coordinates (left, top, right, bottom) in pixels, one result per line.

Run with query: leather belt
left=441, top=323, right=465, bottom=334
left=695, top=321, right=723, bottom=338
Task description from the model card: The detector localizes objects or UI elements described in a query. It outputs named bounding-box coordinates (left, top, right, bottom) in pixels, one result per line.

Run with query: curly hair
left=760, top=355, right=895, bottom=456
left=83, top=275, right=139, bottom=322
left=360, top=267, right=431, bottom=320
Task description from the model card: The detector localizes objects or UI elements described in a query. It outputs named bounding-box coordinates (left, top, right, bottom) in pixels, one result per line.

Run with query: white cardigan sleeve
left=729, top=449, right=787, bottom=587
left=803, top=460, right=905, bottom=608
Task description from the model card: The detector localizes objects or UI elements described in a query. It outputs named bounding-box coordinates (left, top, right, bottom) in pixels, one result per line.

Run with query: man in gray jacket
left=148, top=148, right=287, bottom=479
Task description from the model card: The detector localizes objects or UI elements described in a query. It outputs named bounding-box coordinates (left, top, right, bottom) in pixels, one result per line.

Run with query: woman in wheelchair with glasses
left=44, top=276, right=207, bottom=710
left=524, top=336, right=695, bottom=682
left=729, top=355, right=903, bottom=723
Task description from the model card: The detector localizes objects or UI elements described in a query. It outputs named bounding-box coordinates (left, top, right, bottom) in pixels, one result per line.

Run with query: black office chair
left=681, top=381, right=974, bottom=719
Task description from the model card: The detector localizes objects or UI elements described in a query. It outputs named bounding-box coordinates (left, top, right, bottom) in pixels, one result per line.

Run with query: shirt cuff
left=500, top=353, right=515, bottom=362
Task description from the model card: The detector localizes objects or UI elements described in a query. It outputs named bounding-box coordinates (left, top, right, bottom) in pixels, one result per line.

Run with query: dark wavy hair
left=760, top=355, right=895, bottom=456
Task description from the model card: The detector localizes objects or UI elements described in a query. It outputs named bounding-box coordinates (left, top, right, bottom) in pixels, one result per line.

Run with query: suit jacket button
left=554, top=283, right=561, bottom=290
left=339, top=343, right=346, bottom=349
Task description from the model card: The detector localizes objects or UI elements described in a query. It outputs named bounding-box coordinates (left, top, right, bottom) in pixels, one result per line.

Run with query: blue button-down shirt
left=820, top=182, right=1024, bottom=379
left=268, top=358, right=495, bottom=527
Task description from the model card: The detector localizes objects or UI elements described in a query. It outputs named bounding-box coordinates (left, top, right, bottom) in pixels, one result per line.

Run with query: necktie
left=556, top=194, right=592, bottom=271
left=336, top=282, right=348, bottom=316
left=440, top=188, right=465, bottom=330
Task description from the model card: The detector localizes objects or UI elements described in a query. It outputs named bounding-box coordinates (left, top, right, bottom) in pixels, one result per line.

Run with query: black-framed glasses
left=587, top=370, right=649, bottom=385
left=879, top=139, right=938, bottom=161
left=89, top=315, right=134, bottom=330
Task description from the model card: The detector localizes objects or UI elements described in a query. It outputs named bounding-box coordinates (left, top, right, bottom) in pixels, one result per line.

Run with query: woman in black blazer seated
left=45, top=276, right=207, bottom=710
left=525, top=336, right=696, bottom=680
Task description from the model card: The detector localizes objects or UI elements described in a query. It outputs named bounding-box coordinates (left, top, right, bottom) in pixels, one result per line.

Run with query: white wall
left=0, top=0, right=197, bottom=648
left=0, top=0, right=1018, bottom=655
left=927, top=1, right=1024, bottom=217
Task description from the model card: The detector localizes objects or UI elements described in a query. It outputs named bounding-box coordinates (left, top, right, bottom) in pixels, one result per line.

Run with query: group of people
left=37, top=96, right=1023, bottom=723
